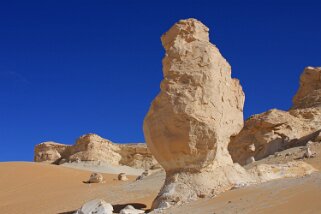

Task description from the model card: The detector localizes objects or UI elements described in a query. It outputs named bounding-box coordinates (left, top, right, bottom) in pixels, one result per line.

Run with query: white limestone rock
left=119, top=205, right=145, bottom=214
left=75, top=199, right=113, bottom=214
left=143, top=18, right=254, bottom=209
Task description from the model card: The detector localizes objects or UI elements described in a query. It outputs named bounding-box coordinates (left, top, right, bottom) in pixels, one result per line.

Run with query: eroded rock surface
left=34, top=141, right=69, bottom=163
left=34, top=134, right=157, bottom=169
left=229, top=67, right=321, bottom=165
left=143, top=18, right=254, bottom=209
left=119, top=205, right=145, bottom=214
left=88, top=172, right=104, bottom=183
left=75, top=199, right=113, bottom=214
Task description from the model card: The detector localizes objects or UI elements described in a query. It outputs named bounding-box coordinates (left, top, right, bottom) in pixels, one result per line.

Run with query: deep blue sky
left=1, top=0, right=320, bottom=161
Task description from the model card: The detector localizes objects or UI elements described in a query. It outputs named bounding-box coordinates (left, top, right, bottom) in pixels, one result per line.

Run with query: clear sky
left=1, top=0, right=320, bottom=161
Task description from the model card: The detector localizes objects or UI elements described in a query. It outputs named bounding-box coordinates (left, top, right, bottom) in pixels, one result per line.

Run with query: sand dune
left=1, top=156, right=321, bottom=214
left=0, top=162, right=156, bottom=214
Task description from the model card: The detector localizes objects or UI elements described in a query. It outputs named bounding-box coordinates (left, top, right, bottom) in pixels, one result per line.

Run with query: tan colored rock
left=229, top=67, right=321, bottom=165
left=34, top=141, right=70, bottom=163
left=118, top=143, right=157, bottom=169
left=292, top=67, right=321, bottom=109
left=88, top=172, right=104, bottom=183
left=34, top=133, right=158, bottom=169
left=143, top=18, right=254, bottom=209
left=68, top=134, right=122, bottom=165
left=118, top=173, right=128, bottom=181
left=249, top=161, right=317, bottom=182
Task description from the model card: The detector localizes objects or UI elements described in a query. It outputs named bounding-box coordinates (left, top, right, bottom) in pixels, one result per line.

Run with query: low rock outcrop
left=248, top=161, right=316, bottom=182
left=144, top=18, right=254, bottom=209
left=34, top=134, right=157, bottom=169
left=34, top=141, right=70, bottom=162
left=229, top=67, right=321, bottom=165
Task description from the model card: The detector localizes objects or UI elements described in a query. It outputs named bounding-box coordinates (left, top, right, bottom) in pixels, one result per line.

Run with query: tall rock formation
left=143, top=18, right=253, bottom=208
left=229, top=67, right=321, bottom=165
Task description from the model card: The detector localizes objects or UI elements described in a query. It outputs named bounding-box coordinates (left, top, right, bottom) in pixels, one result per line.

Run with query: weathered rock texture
left=76, top=199, right=113, bottom=214
left=34, top=142, right=70, bottom=162
left=88, top=172, right=104, bottom=183
left=229, top=67, right=321, bottom=165
left=143, top=18, right=253, bottom=209
left=34, top=134, right=158, bottom=169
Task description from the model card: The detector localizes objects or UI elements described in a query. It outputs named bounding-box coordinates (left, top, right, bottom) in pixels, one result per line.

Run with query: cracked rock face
left=143, top=18, right=253, bottom=208
left=293, top=67, right=321, bottom=109
left=229, top=67, right=321, bottom=165
left=34, top=134, right=158, bottom=169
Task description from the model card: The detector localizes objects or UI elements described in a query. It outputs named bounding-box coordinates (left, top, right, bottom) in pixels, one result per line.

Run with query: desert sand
left=1, top=143, right=321, bottom=214
left=0, top=162, right=158, bottom=214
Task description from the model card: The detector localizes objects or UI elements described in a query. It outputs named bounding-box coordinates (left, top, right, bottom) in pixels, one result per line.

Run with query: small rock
left=118, top=173, right=128, bottom=181
left=248, top=144, right=255, bottom=152
left=88, top=172, right=104, bottom=183
left=119, top=205, right=145, bottom=214
left=75, top=199, right=113, bottom=214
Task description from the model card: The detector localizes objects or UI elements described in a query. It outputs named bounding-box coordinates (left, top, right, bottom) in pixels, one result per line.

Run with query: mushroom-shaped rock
left=88, top=172, right=104, bottom=183
left=118, top=173, right=128, bottom=181
left=143, top=18, right=253, bottom=209
left=119, top=205, right=145, bottom=214
left=76, top=199, right=113, bottom=214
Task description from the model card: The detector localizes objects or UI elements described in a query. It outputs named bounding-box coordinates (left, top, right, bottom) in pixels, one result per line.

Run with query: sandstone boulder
left=143, top=18, right=254, bottom=209
left=88, top=172, right=104, bottom=183
left=229, top=67, right=321, bottom=165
